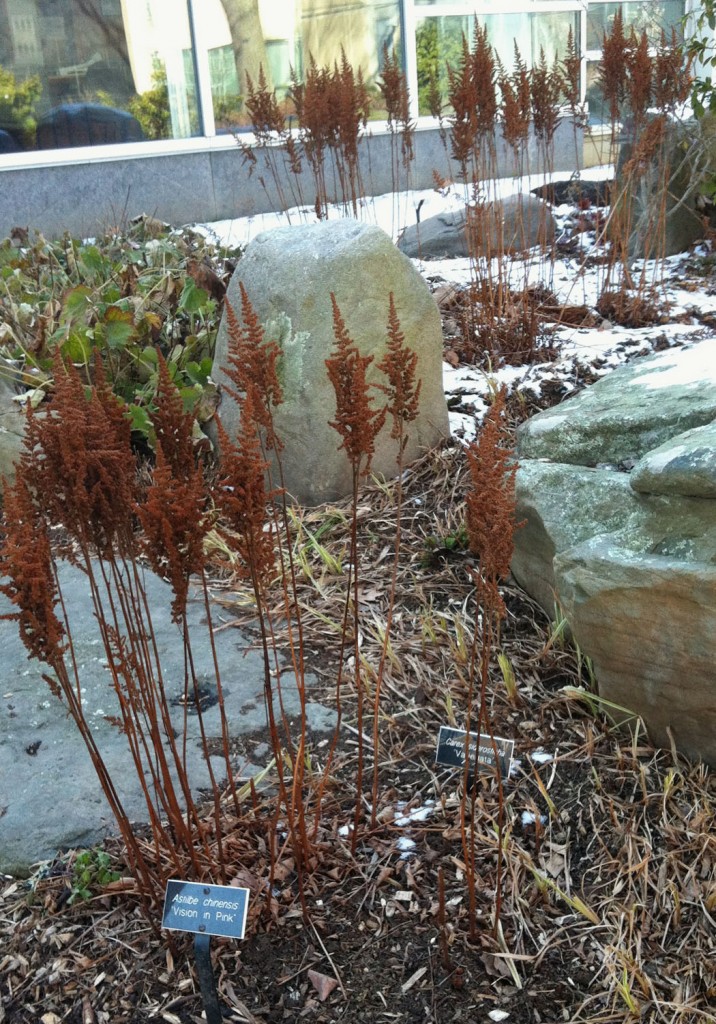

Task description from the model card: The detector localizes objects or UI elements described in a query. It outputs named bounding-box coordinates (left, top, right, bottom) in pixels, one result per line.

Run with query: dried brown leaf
left=308, top=969, right=339, bottom=1002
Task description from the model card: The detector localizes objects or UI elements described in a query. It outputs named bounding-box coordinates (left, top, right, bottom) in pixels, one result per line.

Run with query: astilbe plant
left=138, top=355, right=243, bottom=856
left=499, top=44, right=531, bottom=174
left=0, top=354, right=222, bottom=908
left=601, top=9, right=629, bottom=135
left=446, top=26, right=561, bottom=369
left=335, top=50, right=371, bottom=214
left=530, top=46, right=564, bottom=287
left=290, top=50, right=371, bottom=220
left=597, top=18, right=692, bottom=323
left=370, top=293, right=421, bottom=825
left=448, top=24, right=498, bottom=185
left=462, top=387, right=521, bottom=940
left=447, top=26, right=503, bottom=325
left=497, top=44, right=533, bottom=272
left=290, top=57, right=332, bottom=217
left=0, top=470, right=159, bottom=912
left=562, top=26, right=584, bottom=175
left=222, top=285, right=283, bottom=450
left=530, top=47, right=563, bottom=168
left=241, top=65, right=305, bottom=218
left=217, top=287, right=315, bottom=908
left=378, top=45, right=415, bottom=234
left=325, top=294, right=386, bottom=850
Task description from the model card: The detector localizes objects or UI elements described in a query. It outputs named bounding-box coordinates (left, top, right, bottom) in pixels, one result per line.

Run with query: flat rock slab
left=512, top=339, right=716, bottom=766
left=0, top=561, right=336, bottom=876
left=630, top=421, right=716, bottom=497
left=517, top=340, right=716, bottom=466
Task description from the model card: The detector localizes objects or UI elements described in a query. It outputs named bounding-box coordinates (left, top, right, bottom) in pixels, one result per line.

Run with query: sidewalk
left=0, top=560, right=335, bottom=875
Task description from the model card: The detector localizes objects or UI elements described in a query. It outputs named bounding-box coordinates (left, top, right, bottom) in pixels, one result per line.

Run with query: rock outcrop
left=0, top=561, right=335, bottom=876
left=212, top=218, right=450, bottom=505
left=397, top=193, right=554, bottom=260
left=512, top=339, right=716, bottom=765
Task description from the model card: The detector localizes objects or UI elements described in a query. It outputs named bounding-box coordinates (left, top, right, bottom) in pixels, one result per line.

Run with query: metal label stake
left=162, top=879, right=250, bottom=1021
left=194, top=931, right=222, bottom=1024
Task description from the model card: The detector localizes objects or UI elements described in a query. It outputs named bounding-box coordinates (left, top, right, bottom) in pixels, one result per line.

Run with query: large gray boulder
left=397, top=193, right=554, bottom=260
left=616, top=115, right=712, bottom=259
left=212, top=219, right=450, bottom=505
left=0, top=369, right=27, bottom=489
left=630, top=421, right=716, bottom=498
left=512, top=339, right=716, bottom=765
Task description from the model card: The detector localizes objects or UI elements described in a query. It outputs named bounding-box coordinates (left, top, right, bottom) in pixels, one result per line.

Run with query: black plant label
left=436, top=725, right=514, bottom=781
left=163, top=880, right=249, bottom=939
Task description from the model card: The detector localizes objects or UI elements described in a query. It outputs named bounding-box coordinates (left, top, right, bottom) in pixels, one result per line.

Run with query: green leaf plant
left=0, top=222, right=240, bottom=451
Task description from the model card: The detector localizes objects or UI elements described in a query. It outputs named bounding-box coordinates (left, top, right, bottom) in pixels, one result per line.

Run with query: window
left=195, top=0, right=403, bottom=131
left=0, top=0, right=199, bottom=153
left=584, top=1, right=687, bottom=126
left=0, top=1, right=696, bottom=157
left=414, top=9, right=580, bottom=116
left=586, top=1, right=685, bottom=51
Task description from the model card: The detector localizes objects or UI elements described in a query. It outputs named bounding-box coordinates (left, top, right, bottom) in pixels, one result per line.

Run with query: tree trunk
left=218, top=0, right=272, bottom=93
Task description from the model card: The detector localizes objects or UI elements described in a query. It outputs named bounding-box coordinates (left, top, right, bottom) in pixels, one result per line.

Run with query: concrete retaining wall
left=0, top=120, right=580, bottom=239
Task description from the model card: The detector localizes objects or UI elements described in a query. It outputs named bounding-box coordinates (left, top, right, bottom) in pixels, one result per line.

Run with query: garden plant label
left=436, top=725, right=514, bottom=781
left=162, top=880, right=250, bottom=939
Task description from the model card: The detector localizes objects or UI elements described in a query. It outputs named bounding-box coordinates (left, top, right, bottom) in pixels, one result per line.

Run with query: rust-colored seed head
left=326, top=293, right=386, bottom=475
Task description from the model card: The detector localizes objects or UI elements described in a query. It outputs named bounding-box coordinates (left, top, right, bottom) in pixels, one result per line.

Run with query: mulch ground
left=2, top=436, right=715, bottom=1024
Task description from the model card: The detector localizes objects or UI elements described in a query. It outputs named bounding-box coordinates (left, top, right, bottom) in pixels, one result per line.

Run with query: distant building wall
left=0, top=118, right=580, bottom=239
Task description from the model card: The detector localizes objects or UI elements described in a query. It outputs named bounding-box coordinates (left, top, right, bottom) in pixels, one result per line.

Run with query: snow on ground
left=194, top=167, right=716, bottom=444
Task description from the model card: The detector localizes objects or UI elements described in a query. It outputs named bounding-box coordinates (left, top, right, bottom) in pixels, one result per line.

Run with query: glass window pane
left=585, top=59, right=607, bottom=124
left=205, top=0, right=403, bottom=131
left=298, top=0, right=402, bottom=118
left=0, top=0, right=199, bottom=153
left=414, top=1, right=525, bottom=6
left=414, top=1, right=580, bottom=6
left=586, top=1, right=685, bottom=51
left=415, top=11, right=579, bottom=116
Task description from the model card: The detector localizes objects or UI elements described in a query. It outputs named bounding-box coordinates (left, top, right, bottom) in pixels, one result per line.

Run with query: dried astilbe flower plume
left=213, top=393, right=274, bottom=584
left=530, top=48, right=562, bottom=147
left=625, top=29, right=653, bottom=125
left=448, top=33, right=481, bottom=172
left=499, top=57, right=529, bottom=155
left=137, top=353, right=211, bottom=621
left=21, top=351, right=136, bottom=558
left=447, top=23, right=497, bottom=174
left=465, top=387, right=522, bottom=611
left=326, top=293, right=386, bottom=475
left=376, top=293, right=421, bottom=447
left=0, top=473, right=65, bottom=672
left=562, top=26, right=581, bottom=116
left=601, top=8, right=628, bottom=125
left=222, top=284, right=283, bottom=450
left=470, top=21, right=498, bottom=139
left=654, top=30, right=692, bottom=112
left=378, top=45, right=414, bottom=165
left=245, top=65, right=286, bottom=142
left=150, top=351, right=198, bottom=481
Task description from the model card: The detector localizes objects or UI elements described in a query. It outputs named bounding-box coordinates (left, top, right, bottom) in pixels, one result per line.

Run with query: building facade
left=0, top=1, right=696, bottom=236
